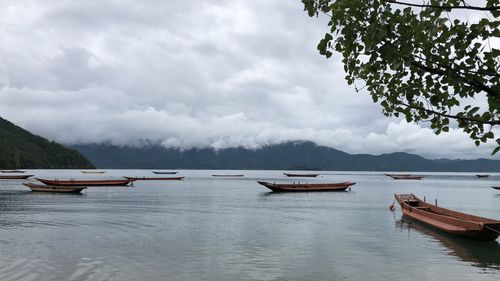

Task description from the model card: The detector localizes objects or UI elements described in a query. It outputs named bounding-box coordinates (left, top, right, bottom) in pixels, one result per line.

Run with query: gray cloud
left=0, top=0, right=497, bottom=159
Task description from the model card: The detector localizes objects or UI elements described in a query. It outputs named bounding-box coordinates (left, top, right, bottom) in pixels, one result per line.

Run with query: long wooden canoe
left=0, top=175, right=33, bottom=179
left=0, top=170, right=25, bottom=173
left=492, top=186, right=500, bottom=190
left=124, top=176, right=184, bottom=181
left=152, top=171, right=178, bottom=175
left=389, top=175, right=424, bottom=180
left=23, top=183, right=86, bottom=193
left=81, top=171, right=105, bottom=174
left=476, top=174, right=490, bottom=178
left=395, top=194, right=500, bottom=241
left=384, top=173, right=411, bottom=177
left=35, top=178, right=132, bottom=186
left=283, top=173, right=319, bottom=178
left=258, top=181, right=355, bottom=192
left=212, top=174, right=244, bottom=177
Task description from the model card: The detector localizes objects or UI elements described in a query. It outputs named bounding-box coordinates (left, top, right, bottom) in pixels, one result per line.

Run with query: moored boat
left=257, top=181, right=355, bottom=192
left=492, top=186, right=500, bottom=190
left=0, top=170, right=25, bottom=173
left=152, top=171, right=178, bottom=175
left=124, top=176, right=184, bottom=181
left=81, top=171, right=105, bottom=174
left=389, top=175, right=424, bottom=180
left=476, top=174, right=490, bottom=178
left=384, top=173, right=411, bottom=177
left=35, top=178, right=132, bottom=186
left=212, top=174, right=244, bottom=177
left=0, top=174, right=33, bottom=179
left=283, top=173, right=319, bottom=177
left=394, top=193, right=500, bottom=241
left=23, top=183, right=86, bottom=193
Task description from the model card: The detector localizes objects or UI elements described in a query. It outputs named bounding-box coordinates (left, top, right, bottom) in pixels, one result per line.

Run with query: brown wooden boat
left=492, top=186, right=500, bottom=190
left=0, top=174, right=33, bottom=179
left=384, top=173, right=411, bottom=177
left=81, top=171, right=105, bottom=174
left=124, top=176, right=184, bottom=181
left=283, top=173, right=319, bottom=177
left=389, top=175, right=424, bottom=180
left=152, top=171, right=178, bottom=175
left=476, top=174, right=490, bottom=178
left=23, top=183, right=86, bottom=193
left=35, top=178, right=132, bottom=186
left=257, top=181, right=355, bottom=192
left=394, top=193, right=500, bottom=241
left=0, top=170, right=25, bottom=173
left=211, top=174, right=244, bottom=177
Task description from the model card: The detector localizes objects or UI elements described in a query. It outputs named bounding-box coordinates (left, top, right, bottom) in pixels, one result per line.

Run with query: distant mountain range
left=0, top=117, right=94, bottom=169
left=72, top=141, right=500, bottom=172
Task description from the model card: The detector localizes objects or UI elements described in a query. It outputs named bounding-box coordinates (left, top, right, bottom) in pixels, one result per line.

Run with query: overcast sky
left=0, top=0, right=498, bottom=159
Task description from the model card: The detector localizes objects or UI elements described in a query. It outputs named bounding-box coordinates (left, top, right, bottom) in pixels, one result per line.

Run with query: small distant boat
left=152, top=171, right=178, bottom=175
left=23, top=183, right=86, bottom=193
left=81, top=171, right=105, bottom=174
left=384, top=173, right=411, bottom=177
left=389, top=175, right=424, bottom=180
left=476, top=174, right=490, bottom=178
left=0, top=170, right=25, bottom=173
left=0, top=174, right=33, bottom=179
left=395, top=193, right=500, bottom=241
left=257, top=181, right=355, bottom=192
left=124, top=176, right=184, bottom=181
left=492, top=186, right=500, bottom=190
left=283, top=173, right=319, bottom=178
left=35, top=178, right=132, bottom=186
left=211, top=174, right=244, bottom=177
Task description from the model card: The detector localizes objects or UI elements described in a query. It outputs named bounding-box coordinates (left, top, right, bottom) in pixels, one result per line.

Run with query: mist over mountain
left=72, top=141, right=500, bottom=172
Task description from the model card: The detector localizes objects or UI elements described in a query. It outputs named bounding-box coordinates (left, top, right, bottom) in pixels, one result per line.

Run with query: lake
left=0, top=170, right=499, bottom=281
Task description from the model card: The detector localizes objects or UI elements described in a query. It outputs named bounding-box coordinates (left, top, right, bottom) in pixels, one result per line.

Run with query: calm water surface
left=0, top=170, right=499, bottom=281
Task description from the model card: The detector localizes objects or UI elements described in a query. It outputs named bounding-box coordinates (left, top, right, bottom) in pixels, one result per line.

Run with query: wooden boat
left=0, top=170, right=25, bottom=173
left=35, top=178, right=132, bottom=186
left=23, top=183, right=86, bottom=193
left=476, top=174, right=490, bottom=178
left=394, top=193, right=500, bottom=241
left=211, top=174, right=244, bottom=177
left=389, top=175, right=424, bottom=180
left=492, top=186, right=500, bottom=190
left=257, top=181, right=355, bottom=192
left=283, top=173, right=319, bottom=177
left=124, top=176, right=184, bottom=181
left=0, top=174, right=33, bottom=179
left=81, top=171, right=105, bottom=174
left=152, top=171, right=178, bottom=175
left=384, top=173, right=411, bottom=177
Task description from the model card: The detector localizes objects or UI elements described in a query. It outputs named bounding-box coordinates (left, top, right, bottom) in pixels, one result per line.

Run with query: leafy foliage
left=0, top=117, right=95, bottom=169
left=302, top=0, right=500, bottom=154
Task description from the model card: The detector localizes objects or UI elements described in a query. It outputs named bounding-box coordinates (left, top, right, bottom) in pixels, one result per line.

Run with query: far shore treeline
left=0, top=117, right=94, bottom=169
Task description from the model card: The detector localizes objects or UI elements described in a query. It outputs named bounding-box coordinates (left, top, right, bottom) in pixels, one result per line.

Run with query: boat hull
left=35, top=178, right=131, bottom=186
left=81, top=171, right=105, bottom=174
left=283, top=173, right=319, bottom=177
left=124, top=176, right=184, bottom=181
left=389, top=175, right=424, bottom=180
left=492, top=186, right=500, bottom=190
left=23, top=183, right=86, bottom=193
left=152, top=171, right=178, bottom=175
left=395, top=194, right=500, bottom=241
left=258, top=181, right=355, bottom=192
left=0, top=175, right=33, bottom=179
left=212, top=175, right=244, bottom=177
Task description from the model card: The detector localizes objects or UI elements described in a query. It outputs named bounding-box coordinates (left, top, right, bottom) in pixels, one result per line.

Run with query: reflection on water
left=396, top=217, right=500, bottom=271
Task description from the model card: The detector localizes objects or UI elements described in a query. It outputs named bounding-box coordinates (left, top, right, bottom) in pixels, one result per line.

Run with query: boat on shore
left=81, top=171, right=105, bottom=174
left=152, top=171, right=178, bottom=175
left=389, top=175, right=424, bottom=180
left=0, top=170, right=25, bottom=173
left=394, top=193, right=500, bottom=241
left=23, top=183, right=87, bottom=193
left=211, top=174, right=244, bottom=177
left=124, top=176, right=184, bottom=181
left=35, top=178, right=132, bottom=186
left=257, top=181, right=355, bottom=192
left=476, top=174, right=490, bottom=178
left=0, top=174, right=33, bottom=179
left=283, top=173, right=319, bottom=178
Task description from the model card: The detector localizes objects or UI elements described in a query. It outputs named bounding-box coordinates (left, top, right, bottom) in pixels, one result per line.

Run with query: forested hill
left=0, top=117, right=94, bottom=169
left=72, top=141, right=500, bottom=172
